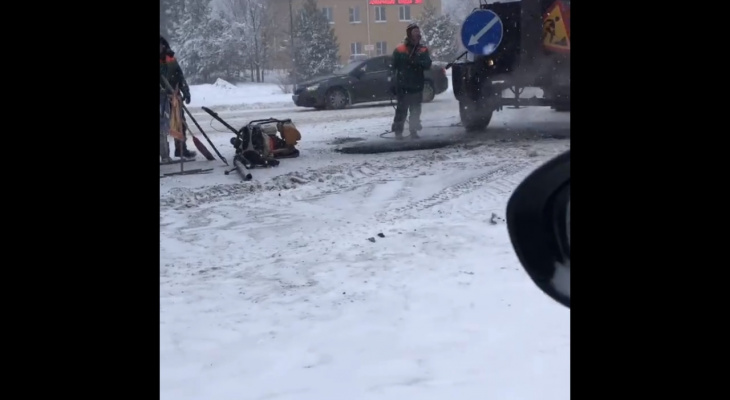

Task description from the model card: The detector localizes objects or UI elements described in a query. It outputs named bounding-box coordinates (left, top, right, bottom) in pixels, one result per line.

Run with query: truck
left=450, top=0, right=570, bottom=131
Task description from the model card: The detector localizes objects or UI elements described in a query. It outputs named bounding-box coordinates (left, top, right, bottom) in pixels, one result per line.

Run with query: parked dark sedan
left=292, top=55, right=449, bottom=110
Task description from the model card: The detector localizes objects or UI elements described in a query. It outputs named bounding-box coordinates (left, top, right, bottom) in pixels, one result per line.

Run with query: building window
left=322, top=7, right=333, bottom=24
left=375, top=6, right=386, bottom=22
left=350, top=42, right=363, bottom=55
left=349, top=7, right=361, bottom=23
left=376, top=41, right=388, bottom=55
left=399, top=5, right=411, bottom=21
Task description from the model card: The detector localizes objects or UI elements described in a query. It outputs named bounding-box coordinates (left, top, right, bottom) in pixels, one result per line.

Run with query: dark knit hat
left=406, top=23, right=419, bottom=35
left=160, top=35, right=175, bottom=56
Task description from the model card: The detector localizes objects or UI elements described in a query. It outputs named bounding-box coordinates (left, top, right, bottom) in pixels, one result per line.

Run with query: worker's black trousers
left=391, top=91, right=423, bottom=135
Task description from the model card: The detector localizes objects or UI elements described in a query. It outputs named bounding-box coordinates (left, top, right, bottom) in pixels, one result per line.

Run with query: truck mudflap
left=451, top=63, right=468, bottom=100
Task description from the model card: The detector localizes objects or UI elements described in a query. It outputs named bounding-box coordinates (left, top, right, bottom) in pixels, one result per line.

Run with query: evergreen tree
left=291, top=0, right=340, bottom=81
left=414, top=0, right=460, bottom=62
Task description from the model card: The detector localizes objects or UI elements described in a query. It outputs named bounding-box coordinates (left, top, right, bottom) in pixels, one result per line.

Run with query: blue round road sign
left=460, top=10, right=504, bottom=56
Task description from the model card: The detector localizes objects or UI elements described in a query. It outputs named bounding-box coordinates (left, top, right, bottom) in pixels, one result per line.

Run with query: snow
left=188, top=79, right=294, bottom=110
left=161, top=74, right=570, bottom=400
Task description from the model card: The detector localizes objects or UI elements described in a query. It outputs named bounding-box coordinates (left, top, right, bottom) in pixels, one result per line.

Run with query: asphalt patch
left=329, top=137, right=366, bottom=145
left=540, top=133, right=570, bottom=140
left=336, top=138, right=460, bottom=154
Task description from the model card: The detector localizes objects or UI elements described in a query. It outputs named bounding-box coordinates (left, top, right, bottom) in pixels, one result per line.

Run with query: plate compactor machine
left=202, top=107, right=302, bottom=181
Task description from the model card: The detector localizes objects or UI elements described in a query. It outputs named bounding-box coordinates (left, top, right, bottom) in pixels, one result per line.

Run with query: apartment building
left=270, top=0, right=442, bottom=67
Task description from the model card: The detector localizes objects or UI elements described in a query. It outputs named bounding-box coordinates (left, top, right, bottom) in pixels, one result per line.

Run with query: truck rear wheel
left=459, top=99, right=493, bottom=132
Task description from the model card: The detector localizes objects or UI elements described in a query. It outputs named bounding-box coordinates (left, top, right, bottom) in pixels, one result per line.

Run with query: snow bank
left=212, top=78, right=237, bottom=90
left=188, top=81, right=293, bottom=109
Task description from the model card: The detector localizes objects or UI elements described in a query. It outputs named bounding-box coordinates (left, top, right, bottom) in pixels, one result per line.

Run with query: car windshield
left=334, top=61, right=364, bottom=75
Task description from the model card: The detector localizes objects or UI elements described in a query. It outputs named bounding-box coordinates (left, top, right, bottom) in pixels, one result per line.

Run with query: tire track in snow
left=375, top=161, right=536, bottom=222
left=159, top=143, right=544, bottom=210
left=159, top=153, right=432, bottom=209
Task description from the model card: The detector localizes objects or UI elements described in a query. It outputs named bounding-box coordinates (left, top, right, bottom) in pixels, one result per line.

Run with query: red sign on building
left=368, top=0, right=423, bottom=5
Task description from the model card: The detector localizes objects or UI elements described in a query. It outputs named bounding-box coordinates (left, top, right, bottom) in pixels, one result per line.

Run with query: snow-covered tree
left=442, top=0, right=481, bottom=22
left=218, top=0, right=273, bottom=82
left=414, top=0, right=460, bottom=62
left=291, top=0, right=339, bottom=81
left=165, top=0, right=250, bottom=84
left=160, top=0, right=186, bottom=39
left=173, top=0, right=232, bottom=83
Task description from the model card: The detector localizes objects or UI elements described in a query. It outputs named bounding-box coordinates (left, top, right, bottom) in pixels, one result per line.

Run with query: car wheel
left=326, top=88, right=349, bottom=110
left=422, top=82, right=435, bottom=103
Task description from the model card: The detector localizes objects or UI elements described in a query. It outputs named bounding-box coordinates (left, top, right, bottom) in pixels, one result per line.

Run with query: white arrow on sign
left=468, top=16, right=500, bottom=46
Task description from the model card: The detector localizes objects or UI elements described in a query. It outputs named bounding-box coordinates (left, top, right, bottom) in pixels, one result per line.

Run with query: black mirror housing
left=506, top=150, right=570, bottom=308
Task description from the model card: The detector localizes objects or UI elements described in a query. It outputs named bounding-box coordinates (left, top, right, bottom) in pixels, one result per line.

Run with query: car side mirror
left=506, top=150, right=570, bottom=308
left=352, top=68, right=365, bottom=79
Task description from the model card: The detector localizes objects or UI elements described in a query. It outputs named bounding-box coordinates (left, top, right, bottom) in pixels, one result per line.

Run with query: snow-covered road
left=160, top=90, right=570, bottom=400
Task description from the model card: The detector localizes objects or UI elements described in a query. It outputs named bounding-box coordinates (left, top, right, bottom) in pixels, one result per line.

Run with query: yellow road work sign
left=543, top=1, right=570, bottom=53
